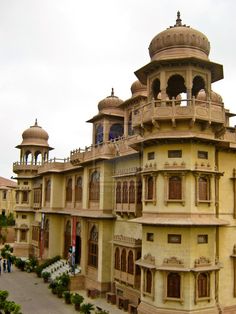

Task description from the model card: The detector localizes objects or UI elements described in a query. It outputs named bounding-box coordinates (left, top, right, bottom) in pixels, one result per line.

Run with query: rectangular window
left=168, top=150, right=182, bottom=158
left=23, top=181, right=28, bottom=185
left=168, top=234, right=181, bottom=244
left=147, top=152, right=155, bottom=160
left=197, top=234, right=208, bottom=244
left=22, top=214, right=27, bottom=219
left=198, top=151, right=208, bottom=159
left=146, top=233, right=154, bottom=242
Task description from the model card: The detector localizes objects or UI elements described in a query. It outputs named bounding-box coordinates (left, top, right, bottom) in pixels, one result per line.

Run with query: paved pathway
left=0, top=266, right=124, bottom=314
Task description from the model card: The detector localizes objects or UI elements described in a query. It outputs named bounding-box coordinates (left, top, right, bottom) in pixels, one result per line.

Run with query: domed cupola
left=20, top=119, right=50, bottom=147
left=15, top=119, right=53, bottom=166
left=131, top=80, right=147, bottom=98
left=196, top=89, right=224, bottom=106
left=149, top=11, right=210, bottom=61
left=98, top=88, right=124, bottom=115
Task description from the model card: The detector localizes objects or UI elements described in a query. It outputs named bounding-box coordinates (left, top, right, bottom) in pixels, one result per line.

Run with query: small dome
left=131, top=80, right=147, bottom=97
left=20, top=119, right=50, bottom=147
left=98, top=88, right=124, bottom=114
left=196, top=89, right=223, bottom=106
left=149, top=12, right=210, bottom=61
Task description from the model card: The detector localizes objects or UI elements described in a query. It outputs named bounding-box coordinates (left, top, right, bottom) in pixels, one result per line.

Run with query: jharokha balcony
left=13, top=161, right=41, bottom=173
left=132, top=97, right=226, bottom=128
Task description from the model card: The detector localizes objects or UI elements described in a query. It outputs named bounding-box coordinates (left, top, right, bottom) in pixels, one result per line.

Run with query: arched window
left=167, top=75, right=186, bottom=100
left=88, top=226, right=98, bottom=268
left=34, top=151, right=42, bottom=165
left=116, top=182, right=121, bottom=204
left=169, top=176, right=182, bottom=200
left=75, top=177, right=83, bottom=202
left=152, top=78, right=161, bottom=100
left=137, top=179, right=142, bottom=204
left=129, top=180, right=135, bottom=203
left=45, top=179, right=51, bottom=202
left=122, top=181, right=128, bottom=203
left=128, top=112, right=134, bottom=136
left=198, top=273, right=209, bottom=298
left=192, top=76, right=205, bottom=97
left=114, top=247, right=120, bottom=270
left=89, top=171, right=100, bottom=201
left=109, top=123, right=124, bottom=140
left=198, top=177, right=209, bottom=201
left=167, top=272, right=181, bottom=298
left=121, top=249, right=126, bottom=272
left=147, top=177, right=153, bottom=200
left=146, top=269, right=152, bottom=293
left=24, top=150, right=33, bottom=164
left=44, top=219, right=49, bottom=249
left=127, top=250, right=134, bottom=274
left=64, top=220, right=71, bottom=258
left=66, top=178, right=72, bottom=202
left=95, top=124, right=103, bottom=144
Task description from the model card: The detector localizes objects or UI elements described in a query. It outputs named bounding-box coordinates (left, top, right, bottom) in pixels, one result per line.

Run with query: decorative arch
left=151, top=78, right=161, bottom=100
left=75, top=176, right=83, bottom=202
left=121, top=249, right=126, bottom=272
left=88, top=225, right=98, bottom=267
left=109, top=123, right=124, bottom=140
left=34, top=150, right=42, bottom=164
left=192, top=75, right=205, bottom=97
left=129, top=180, right=135, bottom=203
left=127, top=250, right=134, bottom=274
left=66, top=178, right=73, bottom=202
left=115, top=247, right=120, bottom=270
left=166, top=74, right=186, bottom=99
left=89, top=171, right=100, bottom=201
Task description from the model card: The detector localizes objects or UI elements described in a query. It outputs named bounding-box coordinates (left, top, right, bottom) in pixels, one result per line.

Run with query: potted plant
left=3, top=300, right=21, bottom=314
left=0, top=290, right=9, bottom=311
left=42, top=271, right=51, bottom=283
left=55, top=284, right=65, bottom=298
left=70, top=293, right=84, bottom=311
left=63, top=291, right=71, bottom=304
left=49, top=281, right=58, bottom=294
left=80, top=302, right=94, bottom=314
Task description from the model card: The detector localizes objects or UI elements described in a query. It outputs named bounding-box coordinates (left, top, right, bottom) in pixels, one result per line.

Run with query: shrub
left=63, top=291, right=71, bottom=304
left=70, top=293, right=84, bottom=305
left=41, top=271, right=51, bottom=282
left=80, top=302, right=94, bottom=314
left=35, top=255, right=60, bottom=277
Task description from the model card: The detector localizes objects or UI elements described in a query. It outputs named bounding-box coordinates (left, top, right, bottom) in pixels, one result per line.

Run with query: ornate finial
left=111, top=87, right=114, bottom=96
left=175, top=11, right=182, bottom=27
left=34, top=118, right=38, bottom=126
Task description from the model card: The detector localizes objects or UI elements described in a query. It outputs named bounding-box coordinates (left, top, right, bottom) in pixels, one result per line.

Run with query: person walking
left=7, top=256, right=11, bottom=273
left=3, top=259, right=6, bottom=273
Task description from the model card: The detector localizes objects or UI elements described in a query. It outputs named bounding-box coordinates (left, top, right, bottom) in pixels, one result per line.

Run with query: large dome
left=149, top=12, right=210, bottom=61
left=98, top=88, right=124, bottom=114
left=19, top=119, right=50, bottom=147
left=196, top=89, right=223, bottom=106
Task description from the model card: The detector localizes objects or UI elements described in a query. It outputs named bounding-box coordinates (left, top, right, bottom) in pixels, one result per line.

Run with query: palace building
left=12, top=12, right=236, bottom=313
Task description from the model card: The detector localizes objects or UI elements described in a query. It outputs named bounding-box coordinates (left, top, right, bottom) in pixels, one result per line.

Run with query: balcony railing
left=37, top=158, right=72, bottom=174
left=70, top=135, right=139, bottom=165
left=132, top=98, right=225, bottom=128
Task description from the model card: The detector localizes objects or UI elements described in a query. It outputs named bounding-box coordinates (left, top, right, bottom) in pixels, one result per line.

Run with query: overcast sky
left=1, top=0, right=236, bottom=179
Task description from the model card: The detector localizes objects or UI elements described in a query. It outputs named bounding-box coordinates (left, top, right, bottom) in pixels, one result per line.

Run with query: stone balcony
left=70, top=135, right=139, bottom=165
left=132, top=98, right=226, bottom=128
left=37, top=158, right=73, bottom=174
left=13, top=162, right=40, bottom=173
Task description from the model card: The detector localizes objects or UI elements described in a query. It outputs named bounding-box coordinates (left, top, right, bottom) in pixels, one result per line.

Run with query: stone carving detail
left=194, top=256, right=211, bottom=267
left=163, top=256, right=184, bottom=266
left=143, top=253, right=155, bottom=265
left=113, top=234, right=142, bottom=245
left=164, top=161, right=186, bottom=169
